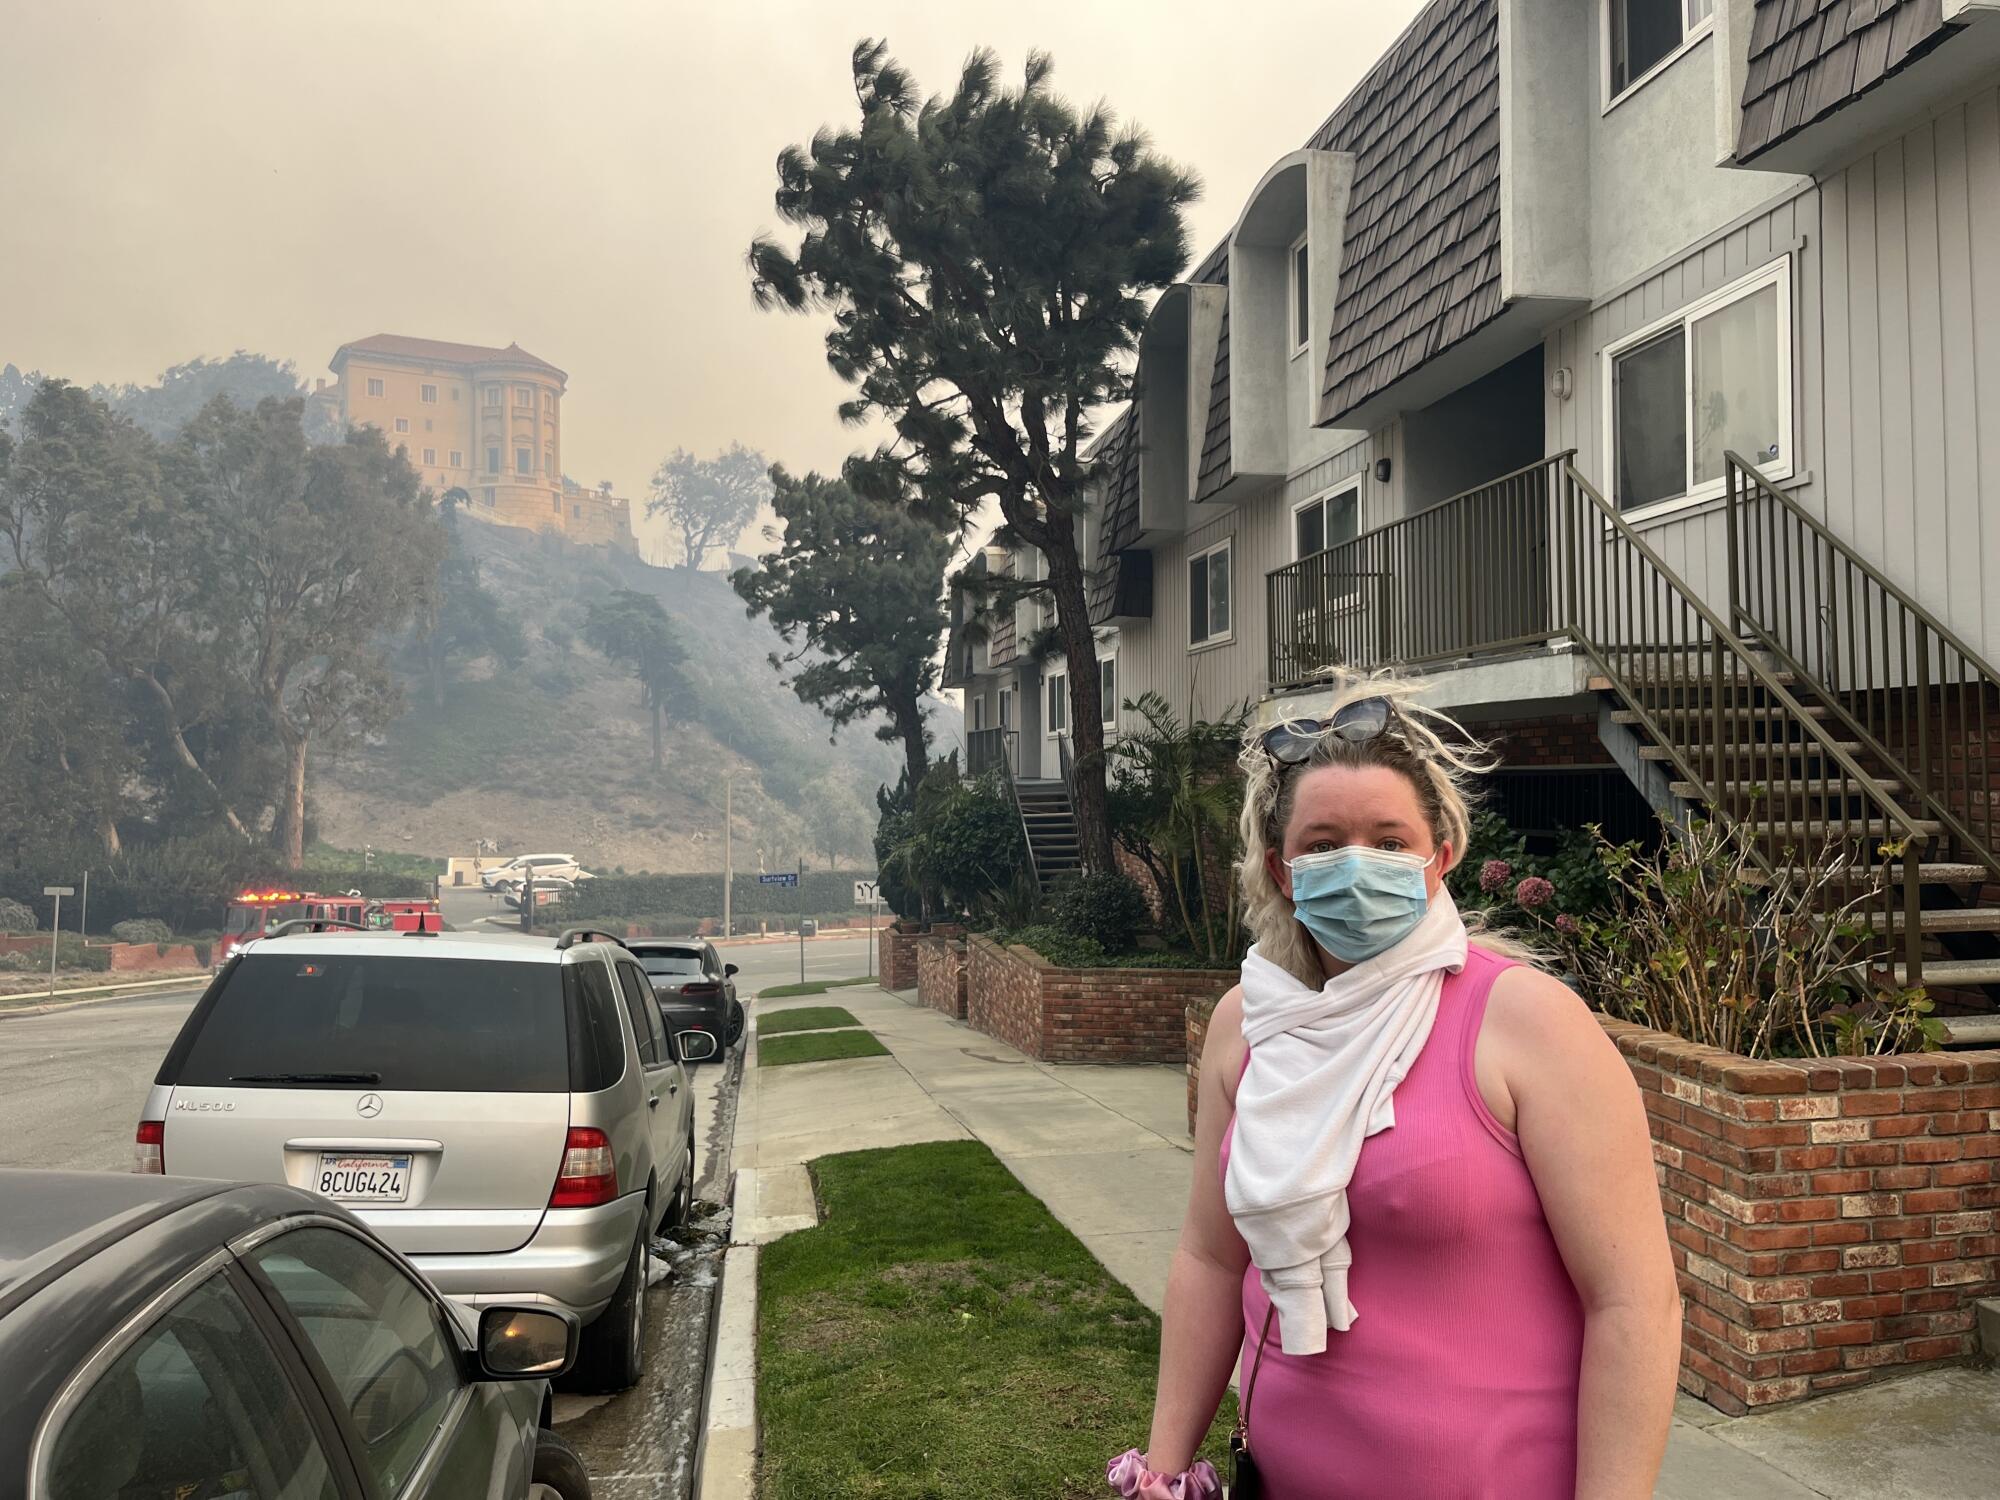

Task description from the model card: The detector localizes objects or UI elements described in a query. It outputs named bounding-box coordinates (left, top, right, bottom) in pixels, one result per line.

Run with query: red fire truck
left=366, top=897, right=444, bottom=933
left=214, top=890, right=370, bottom=968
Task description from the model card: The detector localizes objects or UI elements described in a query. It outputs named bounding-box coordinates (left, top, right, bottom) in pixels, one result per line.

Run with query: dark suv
left=628, top=941, right=743, bottom=1050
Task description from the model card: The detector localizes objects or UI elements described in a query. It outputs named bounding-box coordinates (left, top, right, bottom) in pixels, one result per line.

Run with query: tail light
left=135, top=1120, right=165, bottom=1175
left=681, top=981, right=720, bottom=998
left=549, top=1127, right=617, bottom=1208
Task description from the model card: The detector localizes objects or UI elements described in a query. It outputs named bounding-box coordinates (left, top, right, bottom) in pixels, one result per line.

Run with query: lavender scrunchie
left=1106, top=1449, right=1222, bottom=1500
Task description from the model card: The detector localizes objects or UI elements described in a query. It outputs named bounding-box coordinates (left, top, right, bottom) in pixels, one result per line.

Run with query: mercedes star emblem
left=355, top=1093, right=384, bottom=1119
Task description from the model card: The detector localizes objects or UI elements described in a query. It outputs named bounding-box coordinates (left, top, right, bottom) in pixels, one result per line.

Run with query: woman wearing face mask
left=1110, top=679, right=1680, bottom=1500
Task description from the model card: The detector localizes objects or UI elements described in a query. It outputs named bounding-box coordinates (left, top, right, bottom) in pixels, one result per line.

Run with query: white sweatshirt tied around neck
left=1224, top=890, right=1469, bottom=1354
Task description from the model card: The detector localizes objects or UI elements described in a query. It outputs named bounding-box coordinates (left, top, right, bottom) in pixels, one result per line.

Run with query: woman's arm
left=1144, top=988, right=1253, bottom=1475
left=1487, top=968, right=1682, bottom=1500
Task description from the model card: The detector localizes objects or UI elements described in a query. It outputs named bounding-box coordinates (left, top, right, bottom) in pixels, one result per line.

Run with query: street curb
left=697, top=1019, right=766, bottom=1500
left=0, top=973, right=209, bottom=1021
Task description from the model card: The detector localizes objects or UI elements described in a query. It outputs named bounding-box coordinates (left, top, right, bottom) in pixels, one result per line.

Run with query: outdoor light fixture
left=1374, top=458, right=1392, bottom=483
left=1550, top=366, right=1574, bottom=401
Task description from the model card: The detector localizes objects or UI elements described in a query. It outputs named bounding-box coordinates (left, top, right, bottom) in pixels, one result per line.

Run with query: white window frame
left=1600, top=256, right=1793, bottom=524
left=1288, top=230, right=1311, bottom=359
left=421, top=383, right=438, bottom=403
left=1602, top=0, right=1715, bottom=112
left=998, top=685, right=1014, bottom=731
left=516, top=386, right=534, bottom=408
left=449, top=450, right=463, bottom=467
left=394, top=417, right=409, bottom=434
left=971, top=696, right=986, bottom=733
left=1291, top=482, right=1364, bottom=609
left=423, top=447, right=436, bottom=465
left=1188, top=537, right=1234, bottom=650
left=1097, top=653, right=1117, bottom=730
left=484, top=385, right=502, bottom=407
left=365, top=377, right=384, bottom=398
left=1045, top=669, right=1069, bottom=740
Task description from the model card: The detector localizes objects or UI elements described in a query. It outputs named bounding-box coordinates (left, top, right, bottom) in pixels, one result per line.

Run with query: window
left=1046, top=670, right=1068, bottom=738
left=366, top=376, right=384, bottom=397
left=1293, top=484, right=1359, bottom=560
left=421, top=383, right=437, bottom=403
left=484, top=385, right=501, bottom=407
left=1606, top=259, right=1790, bottom=516
left=615, top=960, right=666, bottom=1065
left=516, top=386, right=534, bottom=407
left=1189, top=539, right=1233, bottom=647
left=517, top=447, right=533, bottom=476
left=47, top=1274, right=340, bottom=1500
left=423, top=447, right=436, bottom=465
left=1099, top=655, right=1117, bottom=728
left=544, top=449, right=555, bottom=476
left=394, top=417, right=409, bottom=433
left=487, top=447, right=500, bottom=474
left=544, top=391, right=556, bottom=412
left=640, top=947, right=704, bottom=979
left=999, top=686, right=1013, bottom=730
left=449, top=449, right=462, bottom=467
left=1290, top=232, right=1311, bottom=355
left=248, top=1227, right=464, bottom=1498
left=971, top=695, right=986, bottom=732
left=481, top=486, right=496, bottom=507
left=1607, top=0, right=1713, bottom=102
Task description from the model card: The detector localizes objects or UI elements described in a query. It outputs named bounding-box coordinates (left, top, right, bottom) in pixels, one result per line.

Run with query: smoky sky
left=2, top=1, right=1424, bottom=554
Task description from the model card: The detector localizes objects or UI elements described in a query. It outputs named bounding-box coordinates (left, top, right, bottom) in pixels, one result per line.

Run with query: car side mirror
left=723, top=963, right=738, bottom=977
left=476, top=1306, right=578, bottom=1379
left=678, top=1029, right=719, bottom=1062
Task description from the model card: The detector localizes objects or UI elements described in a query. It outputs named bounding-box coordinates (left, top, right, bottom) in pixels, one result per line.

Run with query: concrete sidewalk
left=717, top=983, right=2000, bottom=1500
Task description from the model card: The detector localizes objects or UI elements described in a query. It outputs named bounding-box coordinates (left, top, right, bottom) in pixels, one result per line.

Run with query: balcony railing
left=1267, top=455, right=1563, bottom=692
left=966, top=727, right=1016, bottom=780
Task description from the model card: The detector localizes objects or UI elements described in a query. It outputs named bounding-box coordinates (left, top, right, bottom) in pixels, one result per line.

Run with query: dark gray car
left=628, top=941, right=743, bottom=1052
left=0, top=1169, right=590, bottom=1500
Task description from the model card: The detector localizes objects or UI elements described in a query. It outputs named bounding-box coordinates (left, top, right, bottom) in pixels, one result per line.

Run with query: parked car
left=502, top=877, right=576, bottom=910
left=140, top=928, right=717, bottom=1393
left=0, top=1168, right=590, bottom=1500
left=480, top=855, right=584, bottom=890
left=627, top=940, right=743, bottom=1051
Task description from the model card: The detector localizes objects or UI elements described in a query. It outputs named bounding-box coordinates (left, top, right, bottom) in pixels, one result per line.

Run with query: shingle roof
left=333, top=334, right=566, bottom=378
left=1314, top=0, right=1502, bottom=423
left=1737, top=0, right=1956, bottom=162
left=1192, top=250, right=1233, bottom=502
left=1088, top=407, right=1143, bottom=624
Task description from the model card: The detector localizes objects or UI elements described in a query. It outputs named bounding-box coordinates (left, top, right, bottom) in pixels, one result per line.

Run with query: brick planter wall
left=105, top=942, right=202, bottom=972
left=1187, top=997, right=1218, bottom=1135
left=1604, top=1018, right=2000, bottom=1412
left=881, top=921, right=963, bottom=992
left=964, top=935, right=1235, bottom=1064
left=916, top=935, right=969, bottom=1020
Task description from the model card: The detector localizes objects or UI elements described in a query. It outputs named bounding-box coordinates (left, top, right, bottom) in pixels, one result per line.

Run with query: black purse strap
left=1233, top=1304, right=1277, bottom=1444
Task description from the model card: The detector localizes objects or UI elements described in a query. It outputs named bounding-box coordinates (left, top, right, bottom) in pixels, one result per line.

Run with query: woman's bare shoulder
left=1485, top=962, right=1623, bottom=1068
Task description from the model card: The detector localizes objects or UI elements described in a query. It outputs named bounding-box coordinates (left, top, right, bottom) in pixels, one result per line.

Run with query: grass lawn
left=756, top=1005, right=862, bottom=1036
left=758, top=1030, right=891, bottom=1067
left=758, top=1140, right=1235, bottom=1499
left=757, top=976, right=878, bottom=1000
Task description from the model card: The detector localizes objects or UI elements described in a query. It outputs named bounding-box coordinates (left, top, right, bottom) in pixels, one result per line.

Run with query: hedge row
left=0, top=852, right=433, bottom=935
left=559, top=871, right=875, bottom=922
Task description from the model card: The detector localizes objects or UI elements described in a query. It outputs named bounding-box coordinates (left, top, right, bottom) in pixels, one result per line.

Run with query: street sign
left=43, top=885, right=74, bottom=896
left=758, top=872, right=798, bottom=887
left=853, top=880, right=879, bottom=906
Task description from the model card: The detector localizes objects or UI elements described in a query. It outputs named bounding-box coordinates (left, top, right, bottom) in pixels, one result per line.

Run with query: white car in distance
left=481, top=854, right=587, bottom=890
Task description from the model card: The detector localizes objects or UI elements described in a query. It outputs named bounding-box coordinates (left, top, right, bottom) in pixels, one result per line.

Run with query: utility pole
left=797, top=853, right=805, bottom=984
left=43, top=886, right=72, bottom=998
left=78, top=870, right=89, bottom=943
left=722, top=775, right=734, bottom=941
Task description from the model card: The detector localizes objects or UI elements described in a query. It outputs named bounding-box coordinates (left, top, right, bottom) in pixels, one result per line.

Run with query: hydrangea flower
left=1479, top=859, right=1513, bottom=894
left=1515, top=875, right=1555, bottom=909
left=1553, top=912, right=1579, bottom=936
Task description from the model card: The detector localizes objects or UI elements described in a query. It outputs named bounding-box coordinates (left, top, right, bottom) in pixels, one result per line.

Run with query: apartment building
left=951, top=0, right=2000, bottom=997
left=318, top=333, right=634, bottom=548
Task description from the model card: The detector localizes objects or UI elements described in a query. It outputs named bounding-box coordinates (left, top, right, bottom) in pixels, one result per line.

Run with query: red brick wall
left=1186, top=998, right=1218, bottom=1135
left=1114, top=842, right=1171, bottom=925
left=105, top=943, right=202, bottom=972
left=881, top=923, right=924, bottom=991
left=1460, top=711, right=1606, bottom=768
left=1604, top=1017, right=2000, bottom=1411
left=915, top=935, right=968, bottom=1020
left=964, top=936, right=1235, bottom=1064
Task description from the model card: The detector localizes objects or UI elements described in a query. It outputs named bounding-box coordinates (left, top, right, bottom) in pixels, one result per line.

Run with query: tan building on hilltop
left=319, top=333, right=632, bottom=547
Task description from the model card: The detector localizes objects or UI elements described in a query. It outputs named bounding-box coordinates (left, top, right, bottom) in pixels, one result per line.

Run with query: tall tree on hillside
left=173, top=398, right=446, bottom=867
left=414, top=490, right=528, bottom=708
left=731, top=465, right=949, bottom=795
left=647, top=443, right=769, bottom=570
left=105, top=352, right=308, bottom=440
left=0, top=380, right=253, bottom=840
left=749, top=41, right=1199, bottom=874
left=583, top=589, right=694, bottom=772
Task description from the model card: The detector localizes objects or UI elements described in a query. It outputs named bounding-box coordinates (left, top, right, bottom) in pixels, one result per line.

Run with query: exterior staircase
left=1015, top=779, right=1083, bottom=894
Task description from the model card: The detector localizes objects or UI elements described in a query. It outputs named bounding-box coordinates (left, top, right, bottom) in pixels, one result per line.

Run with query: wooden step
left=1673, top=779, right=1906, bottom=799
left=1746, top=862, right=1989, bottom=886
left=1862, top=907, right=2000, bottom=934
left=1641, top=741, right=1862, bottom=761
left=1590, top=670, right=1797, bottom=692
left=1885, top=958, right=2000, bottom=987
left=1941, top=1014, right=2000, bottom=1047
left=1740, top=818, right=1943, bottom=840
left=1611, top=706, right=1830, bottom=727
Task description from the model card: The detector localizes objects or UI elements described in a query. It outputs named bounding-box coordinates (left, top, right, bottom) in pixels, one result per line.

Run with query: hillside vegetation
left=315, top=519, right=917, bottom=873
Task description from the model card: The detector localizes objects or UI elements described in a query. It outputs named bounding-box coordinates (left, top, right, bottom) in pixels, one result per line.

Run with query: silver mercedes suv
left=139, top=925, right=714, bottom=1392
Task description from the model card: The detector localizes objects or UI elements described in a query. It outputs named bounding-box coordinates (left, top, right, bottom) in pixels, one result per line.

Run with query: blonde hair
left=1237, top=668, right=1507, bottom=987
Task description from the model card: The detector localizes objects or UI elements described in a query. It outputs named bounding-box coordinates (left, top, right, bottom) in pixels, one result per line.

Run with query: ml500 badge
left=172, top=1100, right=236, bottom=1112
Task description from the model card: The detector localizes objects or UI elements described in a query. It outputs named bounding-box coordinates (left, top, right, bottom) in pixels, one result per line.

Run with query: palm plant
left=1109, top=692, right=1250, bottom=962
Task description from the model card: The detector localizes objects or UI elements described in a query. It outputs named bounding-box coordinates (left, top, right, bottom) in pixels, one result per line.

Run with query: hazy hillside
left=314, top=519, right=925, bottom=872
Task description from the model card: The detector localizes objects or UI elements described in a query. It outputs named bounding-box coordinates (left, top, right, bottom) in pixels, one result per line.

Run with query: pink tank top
left=1218, top=946, right=1584, bottom=1499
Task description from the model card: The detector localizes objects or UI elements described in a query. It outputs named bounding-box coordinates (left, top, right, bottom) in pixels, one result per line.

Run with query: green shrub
left=113, top=918, right=174, bottom=946
left=561, top=872, right=864, bottom=923
left=0, top=898, right=37, bottom=933
left=192, top=940, right=213, bottom=967
left=52, top=934, right=111, bottom=972
left=998, top=925, right=1109, bottom=969
left=0, top=951, right=32, bottom=972
left=1047, top=872, right=1148, bottom=953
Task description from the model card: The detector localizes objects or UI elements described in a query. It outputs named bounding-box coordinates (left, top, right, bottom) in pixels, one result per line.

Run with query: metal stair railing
left=1552, top=460, right=1931, bottom=985
left=1724, top=453, right=2000, bottom=885
left=971, top=727, right=1043, bottom=892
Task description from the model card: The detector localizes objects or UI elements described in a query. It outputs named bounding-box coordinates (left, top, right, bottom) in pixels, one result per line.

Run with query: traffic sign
left=853, top=880, right=879, bottom=906
left=43, top=885, right=74, bottom=897
left=757, top=872, right=799, bottom=887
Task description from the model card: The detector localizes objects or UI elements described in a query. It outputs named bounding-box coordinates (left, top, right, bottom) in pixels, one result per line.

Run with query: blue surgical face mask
left=1283, top=846, right=1437, bottom=963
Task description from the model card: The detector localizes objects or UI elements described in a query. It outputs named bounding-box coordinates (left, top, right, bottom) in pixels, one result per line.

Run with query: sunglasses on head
left=1259, top=695, right=1403, bottom=767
